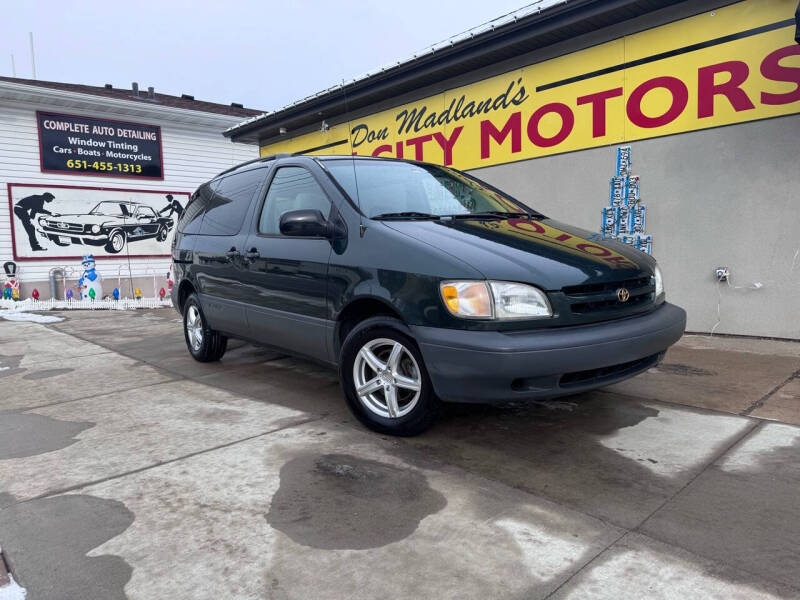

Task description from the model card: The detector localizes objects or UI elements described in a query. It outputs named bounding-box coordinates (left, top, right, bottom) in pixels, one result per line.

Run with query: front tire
left=104, top=229, right=126, bottom=254
left=48, top=235, right=70, bottom=247
left=339, top=316, right=439, bottom=436
left=183, top=293, right=227, bottom=362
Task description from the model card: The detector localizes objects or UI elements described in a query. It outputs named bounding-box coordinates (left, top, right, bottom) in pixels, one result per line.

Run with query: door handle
left=244, top=248, right=260, bottom=261
left=225, top=248, right=240, bottom=260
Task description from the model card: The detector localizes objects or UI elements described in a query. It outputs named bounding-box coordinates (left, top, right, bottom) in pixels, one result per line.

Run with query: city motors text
left=351, top=45, right=800, bottom=165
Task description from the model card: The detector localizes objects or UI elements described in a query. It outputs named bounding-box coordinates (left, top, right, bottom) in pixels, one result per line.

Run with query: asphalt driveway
left=0, top=308, right=799, bottom=599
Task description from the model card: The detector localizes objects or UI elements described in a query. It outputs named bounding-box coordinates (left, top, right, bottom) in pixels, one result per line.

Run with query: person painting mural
left=158, top=194, right=184, bottom=219
left=13, top=192, right=55, bottom=251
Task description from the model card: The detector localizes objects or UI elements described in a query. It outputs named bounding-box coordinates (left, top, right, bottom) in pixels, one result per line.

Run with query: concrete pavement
left=0, top=308, right=799, bottom=599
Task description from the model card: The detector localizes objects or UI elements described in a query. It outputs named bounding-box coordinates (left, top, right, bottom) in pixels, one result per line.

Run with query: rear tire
left=339, top=316, right=440, bottom=436
left=183, top=293, right=227, bottom=362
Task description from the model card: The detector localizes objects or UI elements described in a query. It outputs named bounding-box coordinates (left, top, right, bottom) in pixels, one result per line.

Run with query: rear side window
left=258, top=167, right=331, bottom=234
left=177, top=183, right=212, bottom=234
left=199, top=168, right=266, bottom=236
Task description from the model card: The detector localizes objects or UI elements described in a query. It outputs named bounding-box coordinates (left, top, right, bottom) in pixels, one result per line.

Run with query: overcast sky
left=2, top=0, right=536, bottom=112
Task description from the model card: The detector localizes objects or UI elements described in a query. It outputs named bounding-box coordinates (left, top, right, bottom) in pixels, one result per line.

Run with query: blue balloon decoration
left=66, top=289, right=74, bottom=300
left=112, top=287, right=120, bottom=300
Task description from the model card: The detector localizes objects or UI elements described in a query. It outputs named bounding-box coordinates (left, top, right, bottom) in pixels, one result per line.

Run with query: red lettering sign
left=627, top=76, right=689, bottom=128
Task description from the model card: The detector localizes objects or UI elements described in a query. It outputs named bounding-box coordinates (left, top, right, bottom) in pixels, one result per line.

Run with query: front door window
left=259, top=167, right=331, bottom=235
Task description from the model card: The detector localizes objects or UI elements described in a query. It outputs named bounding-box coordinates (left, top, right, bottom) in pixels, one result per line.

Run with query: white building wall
left=0, top=96, right=258, bottom=297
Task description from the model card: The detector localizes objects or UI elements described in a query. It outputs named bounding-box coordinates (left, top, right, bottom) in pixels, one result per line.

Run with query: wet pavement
left=0, top=308, right=798, bottom=599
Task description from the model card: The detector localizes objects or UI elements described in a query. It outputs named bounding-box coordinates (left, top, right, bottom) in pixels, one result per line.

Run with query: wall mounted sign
left=259, top=0, right=799, bottom=171
left=37, top=111, right=164, bottom=179
left=7, top=183, right=188, bottom=261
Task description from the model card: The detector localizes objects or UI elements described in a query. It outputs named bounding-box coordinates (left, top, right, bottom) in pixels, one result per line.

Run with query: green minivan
left=172, top=154, right=685, bottom=435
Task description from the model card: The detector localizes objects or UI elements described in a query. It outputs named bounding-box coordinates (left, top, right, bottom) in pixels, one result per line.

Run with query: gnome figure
left=78, top=254, right=103, bottom=300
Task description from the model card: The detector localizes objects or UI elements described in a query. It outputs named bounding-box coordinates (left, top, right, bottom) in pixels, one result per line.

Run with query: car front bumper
left=411, top=302, right=686, bottom=403
left=41, top=228, right=108, bottom=240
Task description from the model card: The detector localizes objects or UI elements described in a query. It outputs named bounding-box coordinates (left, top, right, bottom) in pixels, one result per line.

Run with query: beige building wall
left=471, top=114, right=800, bottom=339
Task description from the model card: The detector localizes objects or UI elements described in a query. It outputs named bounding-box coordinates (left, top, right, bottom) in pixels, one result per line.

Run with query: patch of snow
left=0, top=298, right=172, bottom=311
left=0, top=574, right=27, bottom=600
left=0, top=312, right=63, bottom=323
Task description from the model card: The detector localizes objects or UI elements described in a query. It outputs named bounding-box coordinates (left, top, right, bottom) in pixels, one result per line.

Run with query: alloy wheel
left=352, top=337, right=422, bottom=419
left=186, top=305, right=204, bottom=351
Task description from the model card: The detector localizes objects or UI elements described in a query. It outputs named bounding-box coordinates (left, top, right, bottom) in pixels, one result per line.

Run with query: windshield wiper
left=372, top=212, right=441, bottom=220
left=447, top=211, right=540, bottom=220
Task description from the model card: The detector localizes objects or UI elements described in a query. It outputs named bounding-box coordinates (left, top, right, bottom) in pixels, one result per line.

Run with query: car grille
left=562, top=276, right=653, bottom=314
left=45, top=220, right=83, bottom=232
left=559, top=353, right=661, bottom=388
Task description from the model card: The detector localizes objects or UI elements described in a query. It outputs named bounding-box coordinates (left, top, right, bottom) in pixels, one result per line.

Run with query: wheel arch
left=106, top=226, right=125, bottom=240
left=334, top=296, right=405, bottom=356
left=176, top=279, right=196, bottom=313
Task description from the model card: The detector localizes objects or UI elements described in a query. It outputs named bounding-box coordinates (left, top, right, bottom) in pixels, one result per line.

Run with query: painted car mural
left=37, top=200, right=175, bottom=254
left=8, top=183, right=190, bottom=260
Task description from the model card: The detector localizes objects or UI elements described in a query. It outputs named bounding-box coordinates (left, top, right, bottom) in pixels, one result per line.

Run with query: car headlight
left=38, top=217, right=46, bottom=226
left=91, top=225, right=101, bottom=234
left=440, top=281, right=493, bottom=318
left=490, top=281, right=552, bottom=319
left=440, top=281, right=552, bottom=319
left=653, top=265, right=664, bottom=298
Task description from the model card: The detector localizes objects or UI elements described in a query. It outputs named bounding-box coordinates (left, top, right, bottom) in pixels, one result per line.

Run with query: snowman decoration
left=78, top=254, right=103, bottom=300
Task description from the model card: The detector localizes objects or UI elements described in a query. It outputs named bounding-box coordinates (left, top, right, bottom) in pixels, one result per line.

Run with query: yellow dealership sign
left=261, top=0, right=800, bottom=170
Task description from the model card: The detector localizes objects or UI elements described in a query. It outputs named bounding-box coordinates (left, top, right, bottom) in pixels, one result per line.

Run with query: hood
left=46, top=214, right=121, bottom=226
left=383, top=217, right=654, bottom=290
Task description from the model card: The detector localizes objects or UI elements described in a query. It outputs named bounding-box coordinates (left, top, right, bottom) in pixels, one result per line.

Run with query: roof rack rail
left=214, top=153, right=291, bottom=178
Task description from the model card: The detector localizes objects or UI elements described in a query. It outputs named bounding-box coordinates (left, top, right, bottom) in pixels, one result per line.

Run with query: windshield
left=90, top=202, right=134, bottom=217
left=322, top=159, right=534, bottom=218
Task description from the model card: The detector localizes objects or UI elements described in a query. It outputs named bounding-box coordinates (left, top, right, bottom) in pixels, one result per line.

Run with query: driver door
left=241, top=164, right=335, bottom=362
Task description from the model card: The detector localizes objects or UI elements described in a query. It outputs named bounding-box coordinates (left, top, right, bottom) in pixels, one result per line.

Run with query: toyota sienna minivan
left=172, top=154, right=686, bottom=435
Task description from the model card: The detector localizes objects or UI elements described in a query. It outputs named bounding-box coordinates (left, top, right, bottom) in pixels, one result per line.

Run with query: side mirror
left=279, top=209, right=330, bottom=237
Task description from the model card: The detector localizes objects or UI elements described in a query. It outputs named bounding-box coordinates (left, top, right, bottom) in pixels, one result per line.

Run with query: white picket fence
left=0, top=297, right=173, bottom=312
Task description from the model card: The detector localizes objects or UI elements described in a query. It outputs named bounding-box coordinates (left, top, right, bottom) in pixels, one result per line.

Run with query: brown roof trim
left=0, top=76, right=263, bottom=118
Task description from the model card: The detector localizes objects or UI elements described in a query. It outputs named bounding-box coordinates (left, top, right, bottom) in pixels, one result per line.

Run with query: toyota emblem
left=616, top=288, right=630, bottom=302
